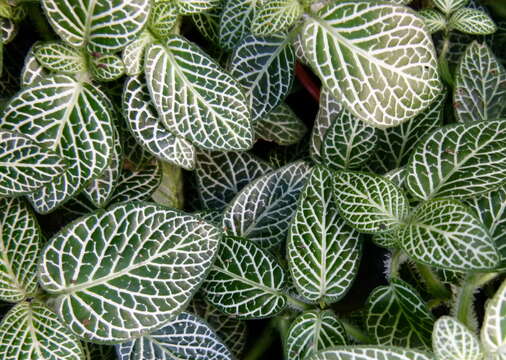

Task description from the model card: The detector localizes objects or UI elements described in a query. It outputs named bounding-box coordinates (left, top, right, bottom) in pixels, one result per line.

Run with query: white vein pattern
left=332, top=171, right=409, bottom=234
left=203, top=236, right=287, bottom=319
left=38, top=202, right=220, bottom=343
left=124, top=75, right=196, bottom=170
left=481, top=279, right=506, bottom=360
left=145, top=36, right=253, bottom=151
left=286, top=310, right=347, bottom=360
left=82, top=342, right=115, bottom=359
left=433, top=316, right=483, bottom=360
left=42, top=0, right=150, bottom=53
left=287, top=166, right=361, bottom=304
left=0, top=129, right=66, bottom=197
left=20, top=47, right=50, bottom=88
left=448, top=8, right=496, bottom=35
left=149, top=2, right=178, bottom=38
left=313, top=346, right=433, bottom=360
left=122, top=30, right=153, bottom=76
left=252, top=0, right=302, bottom=36
left=176, top=0, right=220, bottom=15
left=219, top=0, right=256, bottom=50
left=255, top=103, right=307, bottom=145
left=33, top=41, right=85, bottom=74
left=418, top=9, right=446, bottom=34
left=0, top=301, right=83, bottom=360
left=405, top=120, right=506, bottom=201
left=195, top=149, right=273, bottom=210
left=302, top=1, right=442, bottom=128
left=0, top=198, right=41, bottom=302
left=222, top=160, right=310, bottom=249
left=191, top=6, right=221, bottom=45
left=109, top=162, right=162, bottom=204
left=116, top=312, right=232, bottom=360
left=433, top=0, right=468, bottom=14
left=0, top=18, right=15, bottom=44
left=91, top=54, right=125, bottom=81
left=367, top=278, right=434, bottom=349
left=1, top=75, right=113, bottom=213
left=399, top=199, right=499, bottom=271
left=454, top=42, right=506, bottom=123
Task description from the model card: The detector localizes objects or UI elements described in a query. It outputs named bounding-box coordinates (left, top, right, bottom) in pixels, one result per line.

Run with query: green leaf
left=151, top=161, right=184, bottom=209
left=481, top=278, right=506, bottom=360
left=0, top=18, right=15, bottom=44
left=448, top=8, right=496, bottom=35
left=230, top=34, right=295, bottom=124
left=251, top=0, right=302, bottom=36
left=418, top=9, right=447, bottom=34
left=0, top=301, right=84, bottom=360
left=191, top=5, right=222, bottom=45
left=454, top=42, right=506, bottom=123
left=195, top=150, right=273, bottom=210
left=222, top=160, right=310, bottom=248
left=82, top=342, right=115, bottom=360
left=433, top=0, right=468, bottom=14
left=313, top=346, right=433, bottom=360
left=1, top=75, right=114, bottom=213
left=302, top=1, right=442, bottom=128
left=38, top=202, right=220, bottom=343
left=0, top=129, right=66, bottom=197
left=219, top=0, right=256, bottom=50
left=367, top=278, right=434, bottom=349
left=287, top=166, right=361, bottom=304
left=399, top=199, right=499, bottom=271
left=0, top=198, right=41, bottom=302
left=109, top=162, right=162, bottom=204
left=20, top=46, right=50, bottom=88
left=405, top=120, right=506, bottom=201
left=286, top=310, right=347, bottom=360
left=42, top=0, right=150, bottom=53
left=254, top=103, right=306, bottom=145
left=33, top=41, right=85, bottom=74
left=91, top=54, right=125, bottom=82
left=149, top=1, right=178, bottom=38
left=203, top=236, right=287, bottom=319
left=122, top=30, right=153, bottom=76
left=116, top=312, right=233, bottom=360
left=433, top=316, right=483, bottom=360
left=145, top=36, right=253, bottom=151
left=332, top=171, right=409, bottom=234
left=123, top=75, right=196, bottom=170
left=175, top=0, right=220, bottom=15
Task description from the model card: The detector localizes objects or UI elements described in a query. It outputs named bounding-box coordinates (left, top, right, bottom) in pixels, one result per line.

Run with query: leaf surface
left=433, top=316, right=483, bottom=360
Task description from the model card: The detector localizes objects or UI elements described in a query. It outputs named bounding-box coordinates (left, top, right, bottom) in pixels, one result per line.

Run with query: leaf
left=151, top=161, right=184, bottom=209
left=254, top=103, right=307, bottom=145
left=0, top=18, right=15, bottom=44
left=251, top=0, right=303, bottom=36
left=202, top=236, right=287, bottom=319
left=175, top=0, right=220, bottom=15
left=448, top=8, right=497, bottom=35
left=222, top=160, right=310, bottom=248
left=454, top=42, right=506, bottom=123
left=433, top=0, right=468, bottom=14
left=20, top=47, right=50, bottom=88
left=0, top=198, right=41, bottom=302
left=399, top=199, right=499, bottom=271
left=123, top=75, right=196, bottom=170
left=418, top=9, right=447, bottom=34
left=82, top=342, right=115, bottom=360
left=42, top=0, right=150, bottom=53
left=481, top=278, right=506, bottom=360
left=38, top=202, right=220, bottom=343
left=91, top=54, right=125, bottom=82
left=0, top=129, right=66, bottom=197
left=405, top=120, right=506, bottom=201
left=1, top=75, right=113, bottom=213
left=313, top=346, right=433, bottom=360
left=219, top=0, right=256, bottom=50
left=332, top=171, right=409, bottom=234
left=287, top=166, right=362, bottom=304
left=148, top=1, right=178, bottom=38
left=433, top=316, right=483, bottom=360
left=0, top=301, right=84, bottom=360
left=191, top=6, right=222, bottom=45
left=367, top=278, right=434, bottom=349
left=122, top=31, right=153, bottom=76
left=33, top=41, right=85, bottom=74
left=230, top=33, right=295, bottom=124
left=302, top=1, right=442, bottom=128
left=109, top=162, right=162, bottom=204
left=145, top=36, right=253, bottom=151
left=195, top=150, right=273, bottom=210
left=116, top=312, right=233, bottom=360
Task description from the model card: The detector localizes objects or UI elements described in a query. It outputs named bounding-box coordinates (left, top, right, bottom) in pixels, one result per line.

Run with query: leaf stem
left=295, top=61, right=320, bottom=102
left=438, top=34, right=454, bottom=88
left=243, top=320, right=277, bottom=360
left=414, top=263, right=451, bottom=299
left=286, top=294, right=312, bottom=311
left=388, top=249, right=406, bottom=279
left=339, top=318, right=372, bottom=344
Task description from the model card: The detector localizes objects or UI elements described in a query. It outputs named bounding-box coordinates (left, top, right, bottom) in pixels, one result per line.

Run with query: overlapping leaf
left=20, top=47, right=49, bottom=88
left=149, top=1, right=178, bottom=38
left=39, top=202, right=220, bottom=343
left=82, top=343, right=115, bottom=360
left=219, top=0, right=256, bottom=50
left=91, top=54, right=125, bottom=82
left=433, top=316, right=483, bottom=360
left=0, top=18, right=15, bottom=44
left=191, top=6, right=222, bottom=45
left=434, top=0, right=468, bottom=14
left=481, top=278, right=506, bottom=360
left=109, top=162, right=162, bottom=204
left=254, top=103, right=306, bottom=145
left=313, top=346, right=433, bottom=360
left=33, top=42, right=85, bottom=74
left=175, top=0, right=220, bottom=15
left=251, top=0, right=302, bottom=36
left=448, top=8, right=496, bottom=35
left=418, top=9, right=447, bottom=34
left=122, top=31, right=153, bottom=76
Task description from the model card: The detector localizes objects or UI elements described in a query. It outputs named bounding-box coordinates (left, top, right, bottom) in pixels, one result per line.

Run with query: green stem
left=243, top=320, right=277, bottom=360
left=415, top=263, right=451, bottom=299
left=340, top=318, right=372, bottom=344
left=438, top=34, right=454, bottom=88
left=389, top=249, right=406, bottom=279
left=286, top=294, right=312, bottom=311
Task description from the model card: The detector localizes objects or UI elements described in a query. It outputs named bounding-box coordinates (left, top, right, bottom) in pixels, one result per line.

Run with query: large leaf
left=301, top=1, right=441, bottom=128
left=0, top=198, right=41, bottom=302
left=454, top=42, right=506, bottom=123
left=251, top=0, right=303, bottom=36
left=482, top=279, right=506, bottom=360
left=116, top=312, right=232, bottom=360
left=332, top=171, right=409, bottom=234
left=405, top=120, right=506, bottom=201
left=222, top=161, right=310, bottom=248
left=202, top=236, right=287, bottom=319
left=399, top=199, right=499, bottom=271
left=145, top=36, right=253, bottom=151
left=38, top=202, right=220, bottom=343
left=286, top=310, right=347, bottom=360
left=433, top=316, right=483, bottom=360
left=42, top=0, right=150, bottom=53
left=313, top=346, right=433, bottom=360
left=0, top=301, right=83, bottom=360
left=219, top=0, right=256, bottom=50
left=254, top=103, right=307, bottom=146
left=0, top=129, right=66, bottom=197
left=287, top=166, right=362, bottom=304
left=1, top=75, right=113, bottom=213
left=367, top=278, right=434, bottom=349
left=230, top=34, right=295, bottom=124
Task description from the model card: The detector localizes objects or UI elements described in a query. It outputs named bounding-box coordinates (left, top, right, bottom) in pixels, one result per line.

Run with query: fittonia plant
left=0, top=0, right=505, bottom=359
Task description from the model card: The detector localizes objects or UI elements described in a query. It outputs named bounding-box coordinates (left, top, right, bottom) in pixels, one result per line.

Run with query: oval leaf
left=481, top=278, right=506, bottom=360
left=433, top=316, right=483, bottom=360
left=254, top=103, right=307, bottom=145
left=448, top=8, right=496, bottom=35
left=252, top=0, right=302, bottom=36
left=109, top=162, right=162, bottom=204
left=219, top=0, right=256, bottom=50
left=313, top=346, right=433, bottom=360
left=34, top=41, right=85, bottom=74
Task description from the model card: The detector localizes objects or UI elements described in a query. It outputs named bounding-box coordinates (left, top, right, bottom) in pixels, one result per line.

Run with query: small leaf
left=175, top=0, right=220, bottom=15
left=0, top=18, right=15, bottom=44
left=448, top=8, right=497, bottom=35
left=251, top=0, right=303, bottom=36
left=433, top=316, right=483, bottom=360
left=314, top=346, right=433, bottom=360
left=219, top=0, right=257, bottom=50
left=20, top=46, right=50, bottom=88
left=255, top=103, right=306, bottom=145
left=418, top=9, right=447, bottom=34
left=109, top=162, right=162, bottom=204
left=34, top=41, right=85, bottom=74
left=91, top=54, right=125, bottom=82
left=149, top=1, right=178, bottom=38
left=203, top=236, right=287, bottom=319
left=433, top=0, right=468, bottom=14
left=122, top=30, right=153, bottom=76
left=481, top=278, right=506, bottom=360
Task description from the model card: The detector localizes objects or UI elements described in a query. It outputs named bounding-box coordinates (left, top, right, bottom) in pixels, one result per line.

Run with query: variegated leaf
left=202, top=236, right=287, bottom=319
left=405, top=120, right=506, bottom=201
left=255, top=103, right=306, bottom=145
left=191, top=5, right=222, bottom=45
left=219, top=0, right=256, bottom=50
left=122, top=31, right=154, bottom=76
left=222, top=161, right=310, bottom=248
left=0, top=18, right=15, bottom=44
left=252, top=0, right=303, bottom=36
left=91, top=54, right=125, bottom=82
left=399, top=199, right=499, bottom=271
left=287, top=166, right=361, bottom=304
left=109, top=162, right=161, bottom=204
left=148, top=1, right=178, bottom=38
left=434, top=0, right=468, bottom=14
left=433, top=316, right=483, bottom=360
left=82, top=342, right=115, bottom=360
left=20, top=46, right=50, bottom=88
left=175, top=0, right=220, bottom=15
left=313, top=346, right=433, bottom=360
left=39, top=202, right=220, bottom=343
left=481, top=278, right=506, bottom=360
left=145, top=36, right=253, bottom=151
left=418, top=9, right=447, bottom=34
left=33, top=41, right=85, bottom=74
left=448, top=8, right=496, bottom=35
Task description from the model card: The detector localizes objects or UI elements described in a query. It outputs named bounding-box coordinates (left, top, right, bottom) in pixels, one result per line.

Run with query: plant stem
left=438, top=34, right=454, bottom=88
left=339, top=318, right=372, bottom=344
left=286, top=294, right=312, bottom=311
left=295, top=61, right=320, bottom=102
left=243, top=320, right=277, bottom=360
left=389, top=249, right=406, bottom=279
left=415, top=263, right=451, bottom=299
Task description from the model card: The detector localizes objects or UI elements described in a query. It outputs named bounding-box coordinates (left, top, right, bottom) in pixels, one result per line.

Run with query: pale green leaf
left=252, top=0, right=302, bottom=36
left=151, top=161, right=184, bottom=209
left=418, top=9, right=447, bottom=34
left=109, top=162, right=162, bottom=204
left=449, top=8, right=497, bottom=35
left=255, top=103, right=306, bottom=145
left=91, top=54, right=125, bottom=82
left=149, top=1, right=178, bottom=38
left=313, top=346, right=433, bottom=360
left=122, top=31, right=154, bottom=76
left=0, top=18, right=15, bottom=44
left=433, top=316, right=483, bottom=360
left=20, top=46, right=50, bottom=88
left=302, top=1, right=442, bottom=128
left=434, top=0, right=468, bottom=14
left=219, top=0, right=256, bottom=50
left=175, top=0, right=220, bottom=15
left=372, top=230, right=400, bottom=250
left=481, top=278, right=506, bottom=360
left=39, top=202, right=220, bottom=343
left=34, top=41, right=85, bottom=74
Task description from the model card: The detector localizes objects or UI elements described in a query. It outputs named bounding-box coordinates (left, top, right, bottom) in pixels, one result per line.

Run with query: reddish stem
left=295, top=62, right=321, bottom=102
